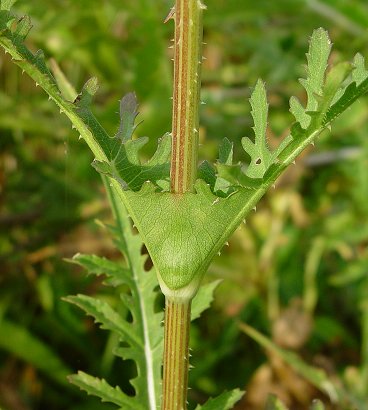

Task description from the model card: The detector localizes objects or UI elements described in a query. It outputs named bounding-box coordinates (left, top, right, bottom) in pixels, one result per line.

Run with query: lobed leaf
left=64, top=294, right=141, bottom=347
left=68, top=253, right=132, bottom=287
left=242, top=79, right=272, bottom=178
left=68, top=371, right=141, bottom=410
left=216, top=81, right=291, bottom=185
left=74, top=80, right=172, bottom=192
left=290, top=28, right=331, bottom=129
left=66, top=188, right=164, bottom=409
left=0, top=2, right=171, bottom=194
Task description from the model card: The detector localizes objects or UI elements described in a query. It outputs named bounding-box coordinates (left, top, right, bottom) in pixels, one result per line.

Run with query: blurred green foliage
left=1, top=0, right=368, bottom=409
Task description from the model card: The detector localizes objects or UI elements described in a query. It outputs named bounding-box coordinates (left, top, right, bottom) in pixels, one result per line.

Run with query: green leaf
left=68, top=253, right=131, bottom=287
left=77, top=77, right=99, bottom=108
left=49, top=58, right=78, bottom=101
left=291, top=28, right=331, bottom=129
left=198, top=160, right=217, bottom=188
left=2, top=2, right=367, bottom=299
left=324, top=76, right=368, bottom=125
left=352, top=53, right=368, bottom=85
left=65, top=294, right=141, bottom=347
left=74, top=82, right=172, bottom=192
left=89, top=118, right=171, bottom=191
left=69, top=371, right=140, bottom=410
left=194, top=389, right=244, bottom=410
left=219, top=80, right=292, bottom=185
left=0, top=4, right=171, bottom=193
left=123, top=180, right=259, bottom=295
left=241, top=79, right=273, bottom=178
left=303, top=28, right=331, bottom=110
left=289, top=95, right=310, bottom=129
left=116, top=92, right=139, bottom=142
left=265, top=394, right=288, bottom=410
left=14, top=15, right=32, bottom=39
left=218, top=137, right=234, bottom=165
left=239, top=322, right=341, bottom=403
left=242, top=80, right=270, bottom=174
left=326, top=62, right=352, bottom=101
left=191, top=280, right=222, bottom=321
left=0, top=0, right=17, bottom=12
left=0, top=319, right=71, bottom=386
left=67, top=180, right=163, bottom=410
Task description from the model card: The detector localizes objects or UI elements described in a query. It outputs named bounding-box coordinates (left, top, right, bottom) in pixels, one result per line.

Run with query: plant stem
left=162, top=1, right=205, bottom=408
left=162, top=298, right=191, bottom=410
left=170, top=0, right=205, bottom=193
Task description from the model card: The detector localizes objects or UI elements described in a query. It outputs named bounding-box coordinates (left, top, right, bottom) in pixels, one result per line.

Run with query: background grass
left=1, top=0, right=368, bottom=409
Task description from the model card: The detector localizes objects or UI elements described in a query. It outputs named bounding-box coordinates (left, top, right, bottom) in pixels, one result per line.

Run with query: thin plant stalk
left=162, top=0, right=205, bottom=409
left=162, top=299, right=192, bottom=410
left=170, top=0, right=205, bottom=194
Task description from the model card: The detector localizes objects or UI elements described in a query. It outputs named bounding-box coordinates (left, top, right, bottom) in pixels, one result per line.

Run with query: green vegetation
left=1, top=0, right=368, bottom=409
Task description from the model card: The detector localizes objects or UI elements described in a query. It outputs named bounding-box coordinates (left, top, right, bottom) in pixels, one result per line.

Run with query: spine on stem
left=170, top=0, right=205, bottom=194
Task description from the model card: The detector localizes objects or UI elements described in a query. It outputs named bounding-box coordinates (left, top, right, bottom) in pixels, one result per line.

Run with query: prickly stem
left=170, top=0, right=205, bottom=193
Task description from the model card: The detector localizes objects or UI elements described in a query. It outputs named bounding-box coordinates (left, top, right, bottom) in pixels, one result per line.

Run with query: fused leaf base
left=123, top=180, right=265, bottom=298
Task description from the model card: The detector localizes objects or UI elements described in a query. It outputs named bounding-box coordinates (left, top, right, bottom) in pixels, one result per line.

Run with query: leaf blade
left=194, top=389, right=244, bottom=410
left=69, top=371, right=142, bottom=410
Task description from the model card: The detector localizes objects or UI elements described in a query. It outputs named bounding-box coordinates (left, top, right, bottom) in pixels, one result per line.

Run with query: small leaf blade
left=242, top=79, right=272, bottom=178
left=352, top=53, right=368, bottom=85
left=303, top=27, right=331, bottom=113
left=116, top=93, right=139, bottom=142
left=191, top=280, right=222, bottom=321
left=68, top=253, right=132, bottom=286
left=194, top=389, right=244, bottom=410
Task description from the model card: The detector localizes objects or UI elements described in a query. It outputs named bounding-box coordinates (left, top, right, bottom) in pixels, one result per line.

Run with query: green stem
left=162, top=298, right=191, bottom=410
left=170, top=0, right=205, bottom=193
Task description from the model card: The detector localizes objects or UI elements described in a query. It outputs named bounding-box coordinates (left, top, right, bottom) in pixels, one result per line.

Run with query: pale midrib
left=130, top=256, right=157, bottom=410
left=103, top=178, right=157, bottom=410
